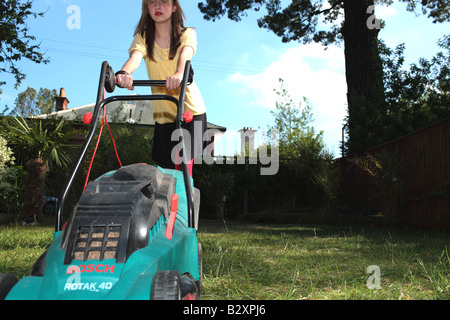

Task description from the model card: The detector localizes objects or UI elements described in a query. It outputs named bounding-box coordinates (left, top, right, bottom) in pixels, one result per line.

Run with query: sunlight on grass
left=197, top=221, right=450, bottom=300
left=1, top=220, right=449, bottom=300
left=0, top=224, right=53, bottom=277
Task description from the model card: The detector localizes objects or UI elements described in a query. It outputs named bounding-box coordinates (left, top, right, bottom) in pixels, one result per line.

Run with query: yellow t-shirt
left=128, top=28, right=206, bottom=124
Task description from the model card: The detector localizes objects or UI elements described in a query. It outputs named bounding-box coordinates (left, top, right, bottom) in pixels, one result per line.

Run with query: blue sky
left=1, top=0, right=448, bottom=157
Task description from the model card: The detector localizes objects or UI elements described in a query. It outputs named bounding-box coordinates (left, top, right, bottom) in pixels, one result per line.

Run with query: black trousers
left=152, top=113, right=207, bottom=169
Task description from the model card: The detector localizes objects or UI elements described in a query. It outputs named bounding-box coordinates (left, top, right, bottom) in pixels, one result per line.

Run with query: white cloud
left=227, top=42, right=348, bottom=155
left=376, top=4, right=399, bottom=20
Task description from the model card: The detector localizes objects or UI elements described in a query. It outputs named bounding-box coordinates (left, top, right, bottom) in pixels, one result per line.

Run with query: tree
left=197, top=0, right=449, bottom=154
left=271, top=78, right=325, bottom=162
left=269, top=79, right=331, bottom=209
left=12, top=87, right=57, bottom=117
left=378, top=34, right=450, bottom=142
left=0, top=116, right=77, bottom=223
left=0, top=0, right=49, bottom=94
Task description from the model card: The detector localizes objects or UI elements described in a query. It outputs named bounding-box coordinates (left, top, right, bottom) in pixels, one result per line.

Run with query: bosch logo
left=66, top=264, right=115, bottom=274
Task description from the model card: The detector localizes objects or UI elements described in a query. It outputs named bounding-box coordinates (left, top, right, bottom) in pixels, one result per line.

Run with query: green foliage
left=0, top=117, right=78, bottom=222
left=351, top=151, right=405, bottom=227
left=313, top=159, right=342, bottom=216
left=198, top=1, right=449, bottom=44
left=0, top=136, right=25, bottom=217
left=344, top=90, right=387, bottom=154
left=194, top=80, right=331, bottom=219
left=401, top=0, right=450, bottom=23
left=82, top=124, right=155, bottom=179
left=0, top=116, right=77, bottom=169
left=378, top=35, right=450, bottom=142
left=0, top=0, right=49, bottom=93
left=0, top=135, right=16, bottom=195
left=194, top=163, right=235, bottom=223
left=268, top=79, right=333, bottom=210
left=198, top=1, right=448, bottom=155
left=345, top=34, right=450, bottom=154
left=199, top=0, right=344, bottom=45
left=0, top=135, right=14, bottom=171
left=11, top=87, right=58, bottom=117
left=270, top=78, right=325, bottom=161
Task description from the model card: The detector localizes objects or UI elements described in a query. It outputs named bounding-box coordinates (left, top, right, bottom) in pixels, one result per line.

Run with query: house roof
left=35, top=94, right=227, bottom=132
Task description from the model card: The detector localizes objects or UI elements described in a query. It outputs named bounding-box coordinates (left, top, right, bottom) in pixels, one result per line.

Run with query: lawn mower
left=0, top=61, right=202, bottom=300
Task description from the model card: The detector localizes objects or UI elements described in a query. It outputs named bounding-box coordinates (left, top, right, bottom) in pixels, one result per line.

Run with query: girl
left=116, top=0, right=207, bottom=177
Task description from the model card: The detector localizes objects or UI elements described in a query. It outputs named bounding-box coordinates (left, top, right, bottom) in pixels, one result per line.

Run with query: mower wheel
left=151, top=271, right=181, bottom=300
left=0, top=273, right=18, bottom=300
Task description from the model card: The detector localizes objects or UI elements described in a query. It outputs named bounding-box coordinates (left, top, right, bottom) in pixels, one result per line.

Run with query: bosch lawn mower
left=1, top=61, right=202, bottom=300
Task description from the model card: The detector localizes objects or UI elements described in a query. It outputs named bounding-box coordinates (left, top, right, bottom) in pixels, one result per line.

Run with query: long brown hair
left=135, top=0, right=187, bottom=61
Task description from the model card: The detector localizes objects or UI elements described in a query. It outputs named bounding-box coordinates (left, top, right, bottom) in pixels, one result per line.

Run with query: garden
left=1, top=218, right=449, bottom=300
left=1, top=33, right=449, bottom=300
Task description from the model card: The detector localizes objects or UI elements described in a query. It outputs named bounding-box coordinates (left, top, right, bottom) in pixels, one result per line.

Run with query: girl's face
left=148, top=0, right=177, bottom=23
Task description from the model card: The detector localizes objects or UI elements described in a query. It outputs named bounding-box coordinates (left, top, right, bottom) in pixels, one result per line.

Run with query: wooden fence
left=340, top=117, right=450, bottom=229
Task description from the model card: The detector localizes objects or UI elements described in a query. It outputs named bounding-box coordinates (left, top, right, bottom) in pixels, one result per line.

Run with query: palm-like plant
left=352, top=151, right=405, bottom=227
left=1, top=116, right=77, bottom=223
left=313, top=160, right=341, bottom=217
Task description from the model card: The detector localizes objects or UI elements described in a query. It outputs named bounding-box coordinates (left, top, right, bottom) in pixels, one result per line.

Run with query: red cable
left=83, top=107, right=106, bottom=192
left=102, top=89, right=122, bottom=167
left=105, top=112, right=123, bottom=167
left=83, top=90, right=123, bottom=192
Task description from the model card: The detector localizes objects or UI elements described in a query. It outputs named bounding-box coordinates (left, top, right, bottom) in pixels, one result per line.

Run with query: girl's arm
left=166, top=46, right=195, bottom=90
left=117, top=50, right=144, bottom=90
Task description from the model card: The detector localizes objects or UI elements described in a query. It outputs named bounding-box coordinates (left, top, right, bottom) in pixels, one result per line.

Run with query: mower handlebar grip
left=113, top=64, right=194, bottom=90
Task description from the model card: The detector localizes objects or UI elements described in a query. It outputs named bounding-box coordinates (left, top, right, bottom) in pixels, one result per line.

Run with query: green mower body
left=6, top=165, right=201, bottom=300
left=1, top=61, right=202, bottom=300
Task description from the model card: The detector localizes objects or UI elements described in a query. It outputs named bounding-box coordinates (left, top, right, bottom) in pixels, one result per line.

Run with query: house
left=35, top=88, right=227, bottom=155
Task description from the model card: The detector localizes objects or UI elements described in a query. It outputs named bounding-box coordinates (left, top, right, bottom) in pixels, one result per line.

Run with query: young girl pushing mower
left=116, top=0, right=207, bottom=177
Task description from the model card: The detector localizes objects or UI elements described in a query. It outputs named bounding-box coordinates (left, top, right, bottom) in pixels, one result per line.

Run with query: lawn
left=198, top=221, right=450, bottom=300
left=1, top=219, right=449, bottom=300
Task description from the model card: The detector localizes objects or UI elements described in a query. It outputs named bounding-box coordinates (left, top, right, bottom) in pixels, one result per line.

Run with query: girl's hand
left=117, top=73, right=135, bottom=90
left=166, top=72, right=183, bottom=90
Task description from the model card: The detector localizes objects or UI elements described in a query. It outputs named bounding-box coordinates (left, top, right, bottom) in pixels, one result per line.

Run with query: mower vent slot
left=72, top=225, right=121, bottom=262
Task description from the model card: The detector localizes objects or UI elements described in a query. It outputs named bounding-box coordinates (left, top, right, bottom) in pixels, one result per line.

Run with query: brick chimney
left=55, top=88, right=70, bottom=111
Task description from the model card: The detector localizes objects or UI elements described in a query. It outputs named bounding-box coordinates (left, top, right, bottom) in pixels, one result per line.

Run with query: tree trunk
left=342, top=0, right=386, bottom=154
left=23, top=159, right=47, bottom=223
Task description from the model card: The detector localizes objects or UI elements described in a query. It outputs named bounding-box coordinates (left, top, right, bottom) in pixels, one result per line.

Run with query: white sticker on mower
left=64, top=271, right=113, bottom=292
left=64, top=281, right=113, bottom=292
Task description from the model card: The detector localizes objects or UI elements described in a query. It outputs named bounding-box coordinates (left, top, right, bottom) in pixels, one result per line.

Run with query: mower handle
left=56, top=60, right=196, bottom=232
left=107, top=66, right=194, bottom=91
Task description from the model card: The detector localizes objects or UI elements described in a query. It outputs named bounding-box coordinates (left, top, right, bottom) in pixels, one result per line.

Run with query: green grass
left=197, top=221, right=450, bottom=300
left=1, top=219, right=449, bottom=300
left=0, top=223, right=54, bottom=278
